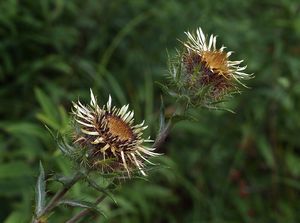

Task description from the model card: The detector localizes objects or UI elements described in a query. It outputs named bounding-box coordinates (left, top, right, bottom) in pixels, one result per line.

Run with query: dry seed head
left=72, top=89, right=159, bottom=177
left=182, top=27, right=252, bottom=100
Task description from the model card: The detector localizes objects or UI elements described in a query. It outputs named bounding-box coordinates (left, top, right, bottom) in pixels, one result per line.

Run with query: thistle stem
left=33, top=171, right=84, bottom=222
left=153, top=120, right=173, bottom=149
left=153, top=100, right=188, bottom=150
left=65, top=195, right=106, bottom=223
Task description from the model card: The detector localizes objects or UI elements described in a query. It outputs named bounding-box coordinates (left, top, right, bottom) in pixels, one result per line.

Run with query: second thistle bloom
left=168, top=27, right=252, bottom=107
left=72, top=90, right=158, bottom=176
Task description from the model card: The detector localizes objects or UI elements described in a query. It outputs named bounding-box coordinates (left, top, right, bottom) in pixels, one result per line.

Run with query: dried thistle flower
left=71, top=89, right=159, bottom=177
left=168, top=27, right=252, bottom=107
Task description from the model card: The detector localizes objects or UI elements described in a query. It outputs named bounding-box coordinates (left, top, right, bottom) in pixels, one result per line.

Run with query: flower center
left=107, top=115, right=134, bottom=141
left=202, top=51, right=229, bottom=76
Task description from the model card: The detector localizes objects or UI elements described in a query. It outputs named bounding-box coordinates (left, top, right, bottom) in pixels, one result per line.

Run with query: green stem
left=65, top=195, right=107, bottom=223
left=153, top=120, right=173, bottom=149
left=153, top=101, right=188, bottom=150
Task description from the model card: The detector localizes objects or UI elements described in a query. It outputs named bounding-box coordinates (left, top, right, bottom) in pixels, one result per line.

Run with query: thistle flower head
left=71, top=89, right=158, bottom=177
left=168, top=27, right=252, bottom=107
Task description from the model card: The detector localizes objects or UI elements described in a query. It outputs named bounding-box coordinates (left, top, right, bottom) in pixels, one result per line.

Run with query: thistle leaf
left=57, top=139, right=74, bottom=156
left=58, top=199, right=94, bottom=209
left=58, top=199, right=107, bottom=218
left=86, top=178, right=117, bottom=205
left=155, top=81, right=170, bottom=93
left=155, top=81, right=179, bottom=97
left=171, top=114, right=198, bottom=124
left=51, top=173, right=74, bottom=185
left=44, top=125, right=75, bottom=157
left=159, top=95, right=165, bottom=134
left=35, top=161, right=46, bottom=216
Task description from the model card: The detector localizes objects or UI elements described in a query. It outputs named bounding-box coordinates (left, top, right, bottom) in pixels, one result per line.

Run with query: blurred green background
left=1, top=0, right=300, bottom=222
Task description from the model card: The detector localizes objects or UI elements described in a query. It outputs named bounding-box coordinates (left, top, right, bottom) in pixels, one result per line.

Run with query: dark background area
left=1, top=0, right=300, bottom=222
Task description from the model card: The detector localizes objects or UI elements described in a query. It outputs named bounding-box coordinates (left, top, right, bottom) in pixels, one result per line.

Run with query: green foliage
left=1, top=0, right=300, bottom=222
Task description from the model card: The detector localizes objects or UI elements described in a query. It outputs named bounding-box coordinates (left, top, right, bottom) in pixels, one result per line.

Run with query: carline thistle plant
left=167, top=27, right=253, bottom=108
left=72, top=89, right=159, bottom=177
left=32, top=27, right=253, bottom=223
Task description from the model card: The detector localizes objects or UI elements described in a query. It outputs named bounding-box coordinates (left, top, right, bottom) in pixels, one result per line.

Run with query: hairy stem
left=65, top=195, right=106, bottom=223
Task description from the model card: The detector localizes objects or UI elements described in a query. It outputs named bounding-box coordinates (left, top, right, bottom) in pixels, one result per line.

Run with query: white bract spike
left=208, top=34, right=213, bottom=50
left=237, top=65, right=247, bottom=71
left=75, top=119, right=94, bottom=128
left=144, top=139, right=154, bottom=143
left=131, top=153, right=146, bottom=176
left=121, top=151, right=130, bottom=176
left=90, top=89, right=96, bottom=107
left=81, top=129, right=99, bottom=136
left=138, top=147, right=161, bottom=156
left=136, top=151, right=156, bottom=165
left=122, top=110, right=131, bottom=121
left=213, top=36, right=217, bottom=50
left=107, top=95, right=112, bottom=111
left=125, top=111, right=134, bottom=123
left=133, top=120, right=145, bottom=129
left=91, top=137, right=104, bottom=144
left=118, top=104, right=129, bottom=117
left=227, top=51, right=233, bottom=57
left=134, top=125, right=148, bottom=133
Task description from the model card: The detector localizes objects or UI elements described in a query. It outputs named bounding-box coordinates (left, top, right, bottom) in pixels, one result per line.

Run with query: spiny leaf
left=57, top=139, right=75, bottom=156
left=35, top=161, right=46, bottom=216
left=203, top=104, right=236, bottom=114
left=86, top=178, right=117, bottom=205
left=58, top=199, right=107, bottom=218
left=159, top=95, right=165, bottom=134
left=58, top=199, right=94, bottom=209
left=155, top=81, right=178, bottom=98
left=44, top=125, right=76, bottom=157
left=171, top=114, right=198, bottom=124
left=51, top=173, right=74, bottom=185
